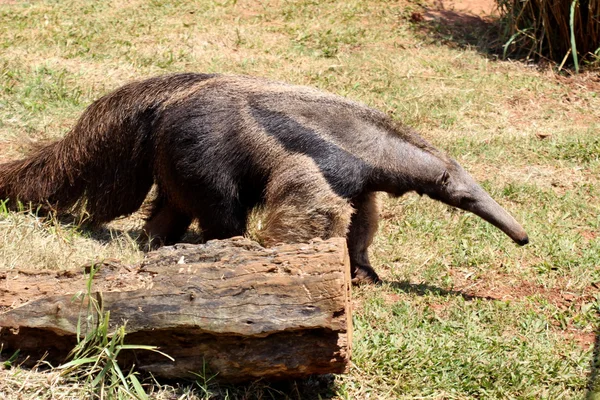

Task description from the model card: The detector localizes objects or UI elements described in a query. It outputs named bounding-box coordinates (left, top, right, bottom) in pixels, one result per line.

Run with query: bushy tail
left=0, top=104, right=154, bottom=225
left=0, top=73, right=215, bottom=224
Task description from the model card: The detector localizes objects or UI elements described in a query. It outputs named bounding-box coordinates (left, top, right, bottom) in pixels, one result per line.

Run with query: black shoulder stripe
left=249, top=104, right=372, bottom=199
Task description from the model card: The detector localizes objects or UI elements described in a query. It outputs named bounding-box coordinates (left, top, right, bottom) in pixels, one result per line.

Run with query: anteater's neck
left=369, top=133, right=448, bottom=197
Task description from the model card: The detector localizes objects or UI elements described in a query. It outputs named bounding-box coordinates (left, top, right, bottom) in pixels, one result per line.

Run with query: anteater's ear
left=439, top=170, right=450, bottom=186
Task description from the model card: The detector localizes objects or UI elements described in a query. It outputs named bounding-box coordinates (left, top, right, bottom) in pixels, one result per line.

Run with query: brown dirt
left=434, top=0, right=498, bottom=15
left=579, top=230, right=598, bottom=241
left=568, top=331, right=597, bottom=349
left=448, top=270, right=595, bottom=307
left=555, top=71, right=600, bottom=92
left=419, top=0, right=498, bottom=25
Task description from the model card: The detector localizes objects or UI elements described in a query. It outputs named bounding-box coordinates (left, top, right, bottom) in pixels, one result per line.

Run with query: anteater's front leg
left=347, top=192, right=380, bottom=284
left=258, top=155, right=353, bottom=247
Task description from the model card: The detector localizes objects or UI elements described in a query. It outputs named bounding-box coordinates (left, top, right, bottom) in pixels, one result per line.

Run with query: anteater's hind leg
left=347, top=193, right=380, bottom=284
left=143, top=192, right=192, bottom=248
left=258, top=156, right=353, bottom=247
left=194, top=201, right=249, bottom=241
left=144, top=195, right=248, bottom=247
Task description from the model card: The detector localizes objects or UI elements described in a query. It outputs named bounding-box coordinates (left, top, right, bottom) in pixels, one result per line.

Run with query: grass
left=57, top=266, right=173, bottom=400
left=0, top=0, right=599, bottom=398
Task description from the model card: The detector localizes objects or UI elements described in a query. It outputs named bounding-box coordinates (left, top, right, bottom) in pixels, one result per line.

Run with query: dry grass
left=0, top=210, right=143, bottom=271
left=498, top=0, right=600, bottom=69
left=0, top=0, right=599, bottom=398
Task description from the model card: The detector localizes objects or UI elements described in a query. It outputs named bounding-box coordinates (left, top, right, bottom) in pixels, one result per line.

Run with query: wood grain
left=0, top=237, right=352, bottom=382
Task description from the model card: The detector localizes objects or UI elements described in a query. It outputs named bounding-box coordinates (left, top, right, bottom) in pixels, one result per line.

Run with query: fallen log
left=0, top=237, right=352, bottom=382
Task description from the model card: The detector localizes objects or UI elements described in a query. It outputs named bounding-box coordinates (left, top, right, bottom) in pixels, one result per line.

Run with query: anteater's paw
left=351, top=264, right=381, bottom=285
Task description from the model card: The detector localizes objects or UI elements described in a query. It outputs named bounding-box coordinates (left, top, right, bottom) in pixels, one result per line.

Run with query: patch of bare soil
left=408, top=0, right=505, bottom=61
left=438, top=0, right=498, bottom=15
left=554, top=71, right=600, bottom=92
left=449, top=270, right=591, bottom=305
left=418, top=0, right=497, bottom=25
left=579, top=230, right=598, bottom=241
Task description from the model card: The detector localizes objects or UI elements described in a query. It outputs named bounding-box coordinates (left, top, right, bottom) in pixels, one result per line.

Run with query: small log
left=0, top=237, right=352, bottom=382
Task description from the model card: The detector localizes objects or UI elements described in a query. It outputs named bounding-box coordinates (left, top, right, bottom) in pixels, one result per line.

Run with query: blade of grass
left=570, top=0, right=580, bottom=73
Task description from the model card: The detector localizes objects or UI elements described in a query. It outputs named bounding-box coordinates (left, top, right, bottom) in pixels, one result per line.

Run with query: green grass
left=350, top=289, right=591, bottom=399
left=57, top=266, right=172, bottom=400
left=0, top=0, right=599, bottom=399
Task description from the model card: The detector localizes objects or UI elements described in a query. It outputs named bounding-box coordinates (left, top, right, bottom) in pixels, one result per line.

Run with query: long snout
left=464, top=187, right=529, bottom=246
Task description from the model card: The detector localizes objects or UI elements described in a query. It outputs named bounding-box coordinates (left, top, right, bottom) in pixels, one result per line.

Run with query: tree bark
left=0, top=237, right=352, bottom=382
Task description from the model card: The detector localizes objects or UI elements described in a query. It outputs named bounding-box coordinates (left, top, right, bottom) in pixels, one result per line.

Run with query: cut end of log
left=0, top=237, right=352, bottom=382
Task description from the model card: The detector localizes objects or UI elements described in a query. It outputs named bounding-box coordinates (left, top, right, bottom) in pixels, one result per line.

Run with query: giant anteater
left=0, top=73, right=528, bottom=283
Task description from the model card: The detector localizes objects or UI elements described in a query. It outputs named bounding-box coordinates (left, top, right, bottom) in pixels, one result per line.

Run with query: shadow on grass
left=409, top=0, right=507, bottom=60
left=386, top=279, right=497, bottom=301
left=0, top=355, right=339, bottom=400
left=76, top=223, right=205, bottom=250
left=166, top=374, right=339, bottom=400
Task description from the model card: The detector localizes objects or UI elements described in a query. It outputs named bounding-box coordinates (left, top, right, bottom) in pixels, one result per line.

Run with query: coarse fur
left=0, top=73, right=528, bottom=283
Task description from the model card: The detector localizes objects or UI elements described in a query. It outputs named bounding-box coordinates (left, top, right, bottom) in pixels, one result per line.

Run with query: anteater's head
left=424, top=159, right=529, bottom=246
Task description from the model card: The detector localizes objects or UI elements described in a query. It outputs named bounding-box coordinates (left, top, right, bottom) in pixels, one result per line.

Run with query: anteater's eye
left=441, top=170, right=450, bottom=185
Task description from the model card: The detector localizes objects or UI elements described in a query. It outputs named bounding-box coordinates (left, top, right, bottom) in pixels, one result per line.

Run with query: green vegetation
left=58, top=266, right=173, bottom=400
left=498, top=0, right=600, bottom=70
left=0, top=0, right=598, bottom=398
